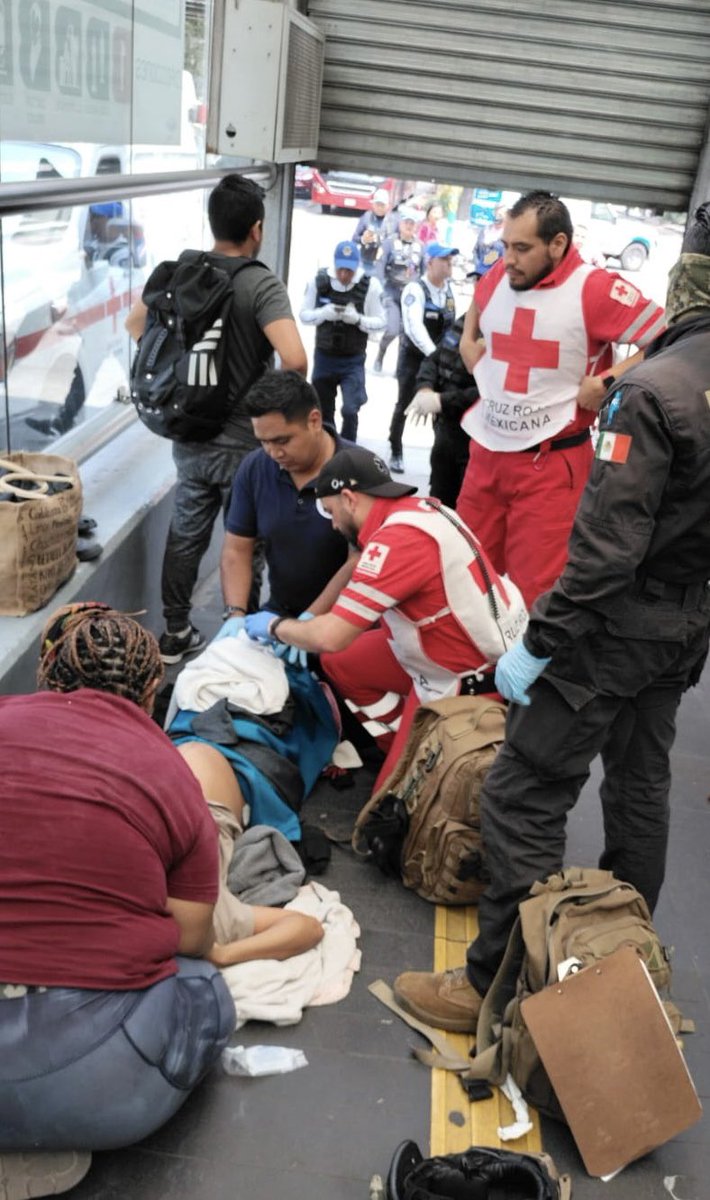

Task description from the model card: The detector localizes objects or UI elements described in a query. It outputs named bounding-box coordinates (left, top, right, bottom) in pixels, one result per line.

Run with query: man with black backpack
left=392, top=208, right=710, bottom=1036
left=126, top=175, right=306, bottom=664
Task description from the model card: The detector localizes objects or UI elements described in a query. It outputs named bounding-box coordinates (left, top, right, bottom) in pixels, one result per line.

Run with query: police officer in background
left=388, top=243, right=457, bottom=474
left=408, top=315, right=476, bottom=508
left=372, top=209, right=423, bottom=374
left=393, top=204, right=710, bottom=1035
left=300, top=240, right=385, bottom=442
left=353, top=188, right=392, bottom=276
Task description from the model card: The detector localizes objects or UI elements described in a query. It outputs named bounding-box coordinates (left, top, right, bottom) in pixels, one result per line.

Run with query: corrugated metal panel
left=307, top=0, right=710, bottom=208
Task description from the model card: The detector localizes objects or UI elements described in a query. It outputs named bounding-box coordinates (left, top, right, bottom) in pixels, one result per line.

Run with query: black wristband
left=268, top=615, right=287, bottom=643
left=602, top=374, right=617, bottom=391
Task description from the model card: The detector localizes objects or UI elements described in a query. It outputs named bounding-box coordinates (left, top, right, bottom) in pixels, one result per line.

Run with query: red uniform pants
left=321, top=626, right=420, bottom=792
left=456, top=437, right=594, bottom=609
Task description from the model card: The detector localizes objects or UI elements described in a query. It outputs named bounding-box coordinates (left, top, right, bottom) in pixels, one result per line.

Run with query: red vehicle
left=310, top=170, right=398, bottom=214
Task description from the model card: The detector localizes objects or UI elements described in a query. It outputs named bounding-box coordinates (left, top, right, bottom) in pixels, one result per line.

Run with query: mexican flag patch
left=595, top=431, right=632, bottom=463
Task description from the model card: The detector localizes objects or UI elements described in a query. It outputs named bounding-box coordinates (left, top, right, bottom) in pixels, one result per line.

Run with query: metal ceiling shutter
left=307, top=0, right=710, bottom=209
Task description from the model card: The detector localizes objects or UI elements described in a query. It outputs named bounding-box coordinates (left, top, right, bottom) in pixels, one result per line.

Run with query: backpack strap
left=460, top=916, right=526, bottom=1085
left=368, top=980, right=471, bottom=1071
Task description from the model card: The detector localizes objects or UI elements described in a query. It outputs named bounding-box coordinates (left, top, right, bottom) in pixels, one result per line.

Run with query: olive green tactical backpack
left=352, top=696, right=506, bottom=905
left=466, top=867, right=676, bottom=1120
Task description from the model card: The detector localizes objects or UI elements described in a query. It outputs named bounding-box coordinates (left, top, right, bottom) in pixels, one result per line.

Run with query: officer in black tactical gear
left=388, top=243, right=457, bottom=474
left=372, top=211, right=423, bottom=374
left=352, top=188, right=391, bottom=276
left=300, top=240, right=385, bottom=442
left=407, top=315, right=476, bottom=508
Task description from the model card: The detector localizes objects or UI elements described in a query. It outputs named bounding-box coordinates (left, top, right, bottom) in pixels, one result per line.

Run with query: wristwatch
left=602, top=374, right=617, bottom=391
left=222, top=604, right=246, bottom=621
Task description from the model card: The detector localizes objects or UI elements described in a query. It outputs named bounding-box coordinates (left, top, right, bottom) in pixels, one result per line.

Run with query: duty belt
left=522, top=429, right=591, bottom=454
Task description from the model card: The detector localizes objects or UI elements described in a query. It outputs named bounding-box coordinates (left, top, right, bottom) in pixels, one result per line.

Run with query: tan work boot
left=393, top=966, right=482, bottom=1033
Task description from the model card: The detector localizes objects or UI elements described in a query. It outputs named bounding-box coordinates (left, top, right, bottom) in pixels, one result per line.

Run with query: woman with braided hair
left=0, top=601, right=324, bottom=1196
left=0, top=602, right=238, bottom=1197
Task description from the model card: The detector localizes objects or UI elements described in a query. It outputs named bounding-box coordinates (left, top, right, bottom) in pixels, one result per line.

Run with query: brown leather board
left=520, top=944, right=702, bottom=1177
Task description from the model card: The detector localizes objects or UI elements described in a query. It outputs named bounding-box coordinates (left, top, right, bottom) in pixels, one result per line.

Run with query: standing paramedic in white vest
left=456, top=191, right=665, bottom=608
left=241, top=446, right=527, bottom=792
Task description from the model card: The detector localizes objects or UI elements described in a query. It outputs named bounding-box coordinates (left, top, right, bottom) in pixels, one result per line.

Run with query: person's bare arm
left=125, top=298, right=148, bottom=341
left=459, top=298, right=485, bottom=373
left=220, top=531, right=255, bottom=613
left=208, top=907, right=324, bottom=967
left=576, top=347, right=647, bottom=412
left=270, top=611, right=361, bottom=655
left=263, top=317, right=308, bottom=375
left=165, top=896, right=216, bottom=957
left=305, top=551, right=359, bottom=616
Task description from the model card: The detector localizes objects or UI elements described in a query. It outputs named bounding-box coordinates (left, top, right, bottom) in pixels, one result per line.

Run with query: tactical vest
left=384, top=237, right=424, bottom=292
left=315, top=269, right=370, bottom=356
left=403, top=278, right=456, bottom=359
left=359, top=212, right=387, bottom=264
left=435, top=323, right=466, bottom=391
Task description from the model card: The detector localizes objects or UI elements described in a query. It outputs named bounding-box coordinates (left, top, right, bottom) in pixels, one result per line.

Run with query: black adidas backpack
left=130, top=250, right=262, bottom=442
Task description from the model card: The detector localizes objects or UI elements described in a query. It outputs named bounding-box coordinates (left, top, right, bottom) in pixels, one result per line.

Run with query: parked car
left=310, top=170, right=398, bottom=214
left=565, top=199, right=657, bottom=271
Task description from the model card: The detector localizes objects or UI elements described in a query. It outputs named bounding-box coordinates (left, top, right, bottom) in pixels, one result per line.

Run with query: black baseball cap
left=314, top=447, right=417, bottom=499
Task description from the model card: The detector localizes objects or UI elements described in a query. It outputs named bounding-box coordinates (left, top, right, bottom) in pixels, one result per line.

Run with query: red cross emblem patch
left=359, top=541, right=389, bottom=576
left=610, top=278, right=639, bottom=306
left=490, top=308, right=560, bottom=393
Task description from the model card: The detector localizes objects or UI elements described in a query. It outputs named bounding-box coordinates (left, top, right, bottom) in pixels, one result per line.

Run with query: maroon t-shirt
left=0, top=689, right=219, bottom=990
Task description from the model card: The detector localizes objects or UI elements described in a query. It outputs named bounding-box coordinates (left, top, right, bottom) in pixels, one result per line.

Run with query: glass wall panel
left=1, top=185, right=210, bottom=454
left=0, top=0, right=214, bottom=455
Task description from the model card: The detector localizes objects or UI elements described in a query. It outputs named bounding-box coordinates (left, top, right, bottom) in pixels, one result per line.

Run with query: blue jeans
left=0, top=957, right=236, bottom=1151
left=312, top=350, right=368, bottom=442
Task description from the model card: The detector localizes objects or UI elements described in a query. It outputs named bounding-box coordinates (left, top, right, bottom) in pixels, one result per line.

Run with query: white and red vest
left=376, top=501, right=528, bottom=703
left=464, top=260, right=598, bottom=451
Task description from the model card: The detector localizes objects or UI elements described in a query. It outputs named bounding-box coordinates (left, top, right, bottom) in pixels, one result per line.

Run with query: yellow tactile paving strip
left=430, top=905, right=542, bottom=1156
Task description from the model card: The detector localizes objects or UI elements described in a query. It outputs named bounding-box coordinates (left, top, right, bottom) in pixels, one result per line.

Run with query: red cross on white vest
left=366, top=545, right=383, bottom=562
left=490, top=307, right=560, bottom=393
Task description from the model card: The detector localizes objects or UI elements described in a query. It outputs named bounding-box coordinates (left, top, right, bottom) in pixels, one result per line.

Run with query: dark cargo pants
left=389, top=344, right=424, bottom=456
left=162, top=435, right=260, bottom=629
left=466, top=593, right=710, bottom=995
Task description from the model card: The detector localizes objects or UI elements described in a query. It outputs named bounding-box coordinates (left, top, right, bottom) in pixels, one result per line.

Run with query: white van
left=563, top=198, right=657, bottom=272
left=1, top=128, right=202, bottom=441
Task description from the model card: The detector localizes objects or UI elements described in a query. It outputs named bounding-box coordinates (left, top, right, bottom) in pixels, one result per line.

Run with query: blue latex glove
left=273, top=611, right=315, bottom=669
left=244, top=609, right=279, bottom=644
left=213, top=615, right=245, bottom=641
left=494, top=641, right=551, bottom=706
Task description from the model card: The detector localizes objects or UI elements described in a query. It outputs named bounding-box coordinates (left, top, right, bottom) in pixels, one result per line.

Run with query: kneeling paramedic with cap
left=300, top=241, right=385, bottom=442
left=244, top=445, right=527, bottom=791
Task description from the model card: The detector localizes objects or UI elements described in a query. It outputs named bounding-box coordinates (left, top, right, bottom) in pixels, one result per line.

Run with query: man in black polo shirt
left=220, top=371, right=356, bottom=639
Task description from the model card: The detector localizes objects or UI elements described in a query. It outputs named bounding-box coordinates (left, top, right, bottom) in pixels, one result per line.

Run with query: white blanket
left=172, top=631, right=289, bottom=717
left=221, top=881, right=361, bottom=1028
